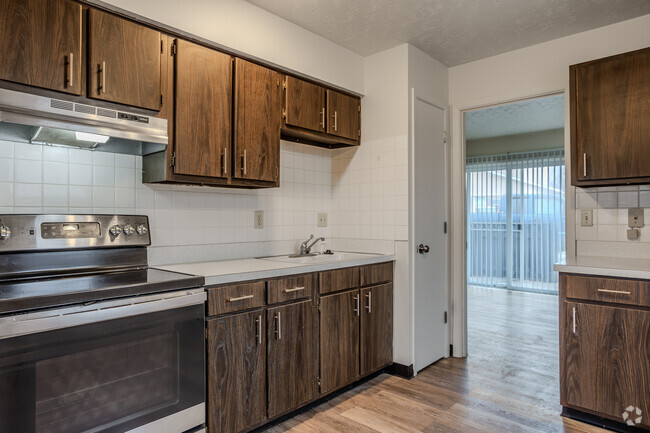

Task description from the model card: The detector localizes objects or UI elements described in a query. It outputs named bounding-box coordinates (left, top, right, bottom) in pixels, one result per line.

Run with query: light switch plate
left=628, top=208, right=644, bottom=228
left=580, top=210, right=593, bottom=227
left=317, top=212, right=328, bottom=228
left=254, top=210, right=264, bottom=229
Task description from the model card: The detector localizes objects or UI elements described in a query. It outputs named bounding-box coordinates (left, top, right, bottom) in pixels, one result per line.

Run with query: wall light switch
left=317, top=212, right=328, bottom=228
left=254, top=210, right=264, bottom=229
left=628, top=208, right=644, bottom=228
left=580, top=210, right=593, bottom=227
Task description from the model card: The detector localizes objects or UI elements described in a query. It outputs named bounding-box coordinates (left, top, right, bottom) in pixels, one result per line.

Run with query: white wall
left=448, top=14, right=650, bottom=356
left=100, top=0, right=364, bottom=94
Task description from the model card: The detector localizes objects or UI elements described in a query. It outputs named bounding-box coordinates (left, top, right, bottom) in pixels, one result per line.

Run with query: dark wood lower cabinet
left=360, top=284, right=393, bottom=376
left=207, top=310, right=266, bottom=433
left=320, top=290, right=360, bottom=394
left=562, top=301, right=650, bottom=429
left=267, top=300, right=316, bottom=418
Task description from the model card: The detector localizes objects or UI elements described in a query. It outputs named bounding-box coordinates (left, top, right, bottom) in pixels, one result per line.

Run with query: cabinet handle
left=242, top=150, right=247, bottom=175
left=67, top=53, right=73, bottom=87
left=572, top=306, right=576, bottom=334
left=223, top=147, right=227, bottom=175
left=100, top=61, right=106, bottom=93
left=597, top=288, right=631, bottom=295
left=320, top=107, right=325, bottom=129
left=284, top=286, right=305, bottom=293
left=583, top=153, right=587, bottom=177
left=353, top=294, right=360, bottom=316
left=332, top=111, right=338, bottom=132
left=256, top=315, right=262, bottom=345
left=275, top=312, right=282, bottom=340
left=365, top=292, right=372, bottom=313
left=228, top=294, right=254, bottom=302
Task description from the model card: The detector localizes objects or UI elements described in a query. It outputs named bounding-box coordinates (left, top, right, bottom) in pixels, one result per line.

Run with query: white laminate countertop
left=158, top=253, right=396, bottom=286
left=554, top=256, right=650, bottom=280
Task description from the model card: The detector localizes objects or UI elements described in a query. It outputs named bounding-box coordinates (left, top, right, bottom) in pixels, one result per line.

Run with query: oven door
left=0, top=289, right=206, bottom=433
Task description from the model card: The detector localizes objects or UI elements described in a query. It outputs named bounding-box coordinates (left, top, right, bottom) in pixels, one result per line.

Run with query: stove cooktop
left=0, top=268, right=204, bottom=315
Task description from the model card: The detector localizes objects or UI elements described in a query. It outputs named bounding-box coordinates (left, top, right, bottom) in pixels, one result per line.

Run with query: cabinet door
left=88, top=9, right=161, bottom=110
left=267, top=300, right=315, bottom=418
left=173, top=40, right=231, bottom=178
left=562, top=302, right=650, bottom=428
left=285, top=76, right=326, bottom=132
left=326, top=89, right=360, bottom=141
left=573, top=48, right=650, bottom=182
left=0, top=0, right=81, bottom=94
left=234, top=58, right=282, bottom=183
left=360, top=284, right=393, bottom=376
left=320, top=290, right=360, bottom=394
left=207, top=311, right=266, bottom=433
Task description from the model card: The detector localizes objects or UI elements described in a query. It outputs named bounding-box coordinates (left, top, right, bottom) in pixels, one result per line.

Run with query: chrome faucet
left=299, top=234, right=325, bottom=256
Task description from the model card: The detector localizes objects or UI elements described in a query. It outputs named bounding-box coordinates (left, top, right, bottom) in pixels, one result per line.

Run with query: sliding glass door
left=466, top=149, right=565, bottom=294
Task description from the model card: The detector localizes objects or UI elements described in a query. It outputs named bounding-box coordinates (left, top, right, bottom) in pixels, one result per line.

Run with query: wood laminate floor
left=266, top=286, right=608, bottom=433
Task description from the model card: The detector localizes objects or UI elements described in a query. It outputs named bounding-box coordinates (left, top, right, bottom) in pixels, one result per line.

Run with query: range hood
left=0, top=88, right=167, bottom=155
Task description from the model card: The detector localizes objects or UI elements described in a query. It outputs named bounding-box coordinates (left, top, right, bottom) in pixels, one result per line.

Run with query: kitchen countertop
left=158, top=253, right=395, bottom=286
left=554, top=256, right=650, bottom=280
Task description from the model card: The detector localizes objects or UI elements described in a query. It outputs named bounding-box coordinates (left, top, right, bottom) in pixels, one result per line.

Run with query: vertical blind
left=466, top=149, right=565, bottom=294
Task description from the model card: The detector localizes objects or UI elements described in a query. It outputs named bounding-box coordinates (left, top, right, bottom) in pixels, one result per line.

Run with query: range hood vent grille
left=50, top=99, right=73, bottom=111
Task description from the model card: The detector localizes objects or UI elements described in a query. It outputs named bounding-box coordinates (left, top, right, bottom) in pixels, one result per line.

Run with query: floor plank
left=266, top=286, right=607, bottom=433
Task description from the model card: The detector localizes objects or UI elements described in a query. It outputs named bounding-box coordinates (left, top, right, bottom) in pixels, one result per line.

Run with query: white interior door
left=413, top=97, right=447, bottom=373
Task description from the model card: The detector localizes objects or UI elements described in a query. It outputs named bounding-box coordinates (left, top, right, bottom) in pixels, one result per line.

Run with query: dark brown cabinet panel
left=320, top=290, right=360, bottom=394
left=319, top=266, right=360, bottom=295
left=173, top=39, right=232, bottom=178
left=208, top=310, right=266, bottom=433
left=267, top=300, right=316, bottom=418
left=234, top=58, right=282, bottom=183
left=284, top=76, right=326, bottom=132
left=571, top=48, right=650, bottom=185
left=360, top=284, right=393, bottom=376
left=87, top=9, right=161, bottom=110
left=326, top=89, right=360, bottom=141
left=360, top=262, right=393, bottom=287
left=0, top=0, right=82, bottom=94
left=562, top=301, right=650, bottom=428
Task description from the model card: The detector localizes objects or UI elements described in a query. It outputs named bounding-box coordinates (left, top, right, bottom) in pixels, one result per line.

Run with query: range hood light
left=75, top=131, right=110, bottom=143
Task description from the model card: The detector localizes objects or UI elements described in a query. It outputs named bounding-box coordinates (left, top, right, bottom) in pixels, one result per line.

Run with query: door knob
left=418, top=244, right=430, bottom=254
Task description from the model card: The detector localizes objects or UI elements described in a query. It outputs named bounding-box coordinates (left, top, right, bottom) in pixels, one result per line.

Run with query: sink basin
left=261, top=252, right=378, bottom=265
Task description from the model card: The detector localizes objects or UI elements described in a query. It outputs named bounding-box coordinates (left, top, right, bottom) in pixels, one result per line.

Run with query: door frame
left=449, top=87, right=573, bottom=357
left=409, top=88, right=451, bottom=372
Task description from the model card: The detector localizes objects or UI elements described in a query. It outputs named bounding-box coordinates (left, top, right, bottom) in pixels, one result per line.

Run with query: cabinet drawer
left=319, top=267, right=360, bottom=295
left=360, top=262, right=393, bottom=286
left=268, top=274, right=313, bottom=304
left=207, top=282, right=265, bottom=316
left=564, top=275, right=650, bottom=308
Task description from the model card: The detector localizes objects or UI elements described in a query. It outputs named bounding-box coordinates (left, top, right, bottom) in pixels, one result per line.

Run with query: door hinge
left=358, top=129, right=361, bottom=137
left=443, top=130, right=448, bottom=144
left=282, top=109, right=287, bottom=120
left=282, top=78, right=287, bottom=89
left=160, top=93, right=163, bottom=107
left=317, top=378, right=321, bottom=391
left=160, top=39, right=164, bottom=53
left=170, top=152, right=176, bottom=168
left=443, top=221, right=448, bottom=234
left=444, top=311, right=448, bottom=324
left=317, top=300, right=321, bottom=312
left=170, top=42, right=177, bottom=55
left=358, top=105, right=361, bottom=112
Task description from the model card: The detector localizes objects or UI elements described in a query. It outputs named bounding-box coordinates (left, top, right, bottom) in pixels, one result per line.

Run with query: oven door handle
left=0, top=289, right=206, bottom=340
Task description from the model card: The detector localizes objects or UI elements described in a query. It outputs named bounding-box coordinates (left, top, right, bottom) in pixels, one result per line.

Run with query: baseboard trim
left=562, top=406, right=648, bottom=433
left=386, top=362, right=414, bottom=379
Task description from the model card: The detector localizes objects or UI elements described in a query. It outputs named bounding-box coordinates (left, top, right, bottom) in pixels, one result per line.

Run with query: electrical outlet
left=629, top=208, right=644, bottom=228
left=317, top=212, right=328, bottom=228
left=254, top=210, right=264, bottom=229
left=580, top=210, right=593, bottom=227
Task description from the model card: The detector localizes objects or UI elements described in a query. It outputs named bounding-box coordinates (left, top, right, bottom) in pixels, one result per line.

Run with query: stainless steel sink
left=260, top=252, right=378, bottom=264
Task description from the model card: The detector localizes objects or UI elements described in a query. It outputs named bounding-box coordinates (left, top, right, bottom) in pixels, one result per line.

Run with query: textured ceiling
left=245, top=0, right=650, bottom=66
left=465, top=94, right=564, bottom=140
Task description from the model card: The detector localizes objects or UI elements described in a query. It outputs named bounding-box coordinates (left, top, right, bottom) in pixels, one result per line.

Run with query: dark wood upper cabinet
left=320, top=289, right=360, bottom=394
left=87, top=9, right=161, bottom=110
left=173, top=39, right=232, bottom=179
left=207, top=310, right=266, bottom=433
left=0, top=0, right=82, bottom=95
left=234, top=58, right=282, bottom=183
left=284, top=76, right=326, bottom=132
left=360, top=284, right=393, bottom=376
left=562, top=301, right=650, bottom=428
left=326, top=89, right=360, bottom=141
left=267, top=300, right=315, bottom=418
left=571, top=48, right=650, bottom=186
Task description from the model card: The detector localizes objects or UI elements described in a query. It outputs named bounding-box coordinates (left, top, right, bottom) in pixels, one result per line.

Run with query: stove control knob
left=0, top=225, right=11, bottom=240
left=109, top=225, right=122, bottom=237
left=123, top=225, right=135, bottom=236
left=136, top=224, right=148, bottom=236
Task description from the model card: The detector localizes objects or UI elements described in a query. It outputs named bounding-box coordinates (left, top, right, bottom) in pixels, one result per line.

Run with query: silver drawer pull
left=597, top=289, right=631, bottom=295
left=228, top=294, right=254, bottom=302
left=284, top=286, right=305, bottom=293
